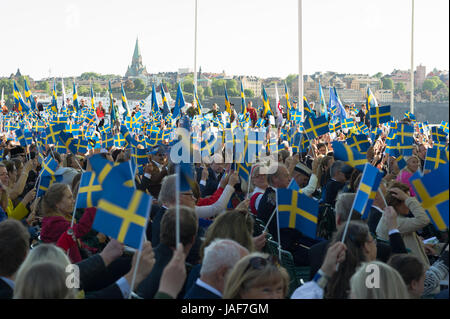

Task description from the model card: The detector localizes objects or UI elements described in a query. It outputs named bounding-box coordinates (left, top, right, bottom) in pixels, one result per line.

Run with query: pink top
left=396, top=170, right=416, bottom=197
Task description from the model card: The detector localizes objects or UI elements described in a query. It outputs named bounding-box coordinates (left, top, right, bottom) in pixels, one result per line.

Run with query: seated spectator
left=14, top=262, right=77, bottom=299
left=248, top=164, right=269, bottom=215
left=376, top=181, right=431, bottom=268
left=349, top=261, right=410, bottom=299
left=323, top=161, right=349, bottom=206
left=184, top=239, right=249, bottom=299
left=396, top=155, right=420, bottom=197
left=137, top=206, right=198, bottom=299
left=39, top=183, right=96, bottom=263
left=0, top=219, right=30, bottom=299
left=223, top=252, right=289, bottom=299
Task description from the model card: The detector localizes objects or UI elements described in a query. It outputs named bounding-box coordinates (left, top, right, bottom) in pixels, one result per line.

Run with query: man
left=323, top=161, right=350, bottom=207
left=257, top=163, right=318, bottom=266
left=308, top=193, right=407, bottom=280
left=184, top=239, right=248, bottom=299
left=246, top=101, right=257, bottom=127
left=96, top=101, right=106, bottom=119
left=196, top=153, right=225, bottom=197
left=0, top=220, right=29, bottom=299
left=80, top=99, right=87, bottom=109
left=356, top=104, right=367, bottom=124
left=291, top=162, right=317, bottom=197
left=417, top=144, right=427, bottom=171
left=138, top=206, right=198, bottom=299
left=207, top=103, right=219, bottom=118
left=139, top=145, right=169, bottom=198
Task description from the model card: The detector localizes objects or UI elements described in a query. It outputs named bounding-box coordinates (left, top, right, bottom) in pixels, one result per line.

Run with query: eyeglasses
left=244, top=255, right=280, bottom=273
left=180, top=192, right=194, bottom=197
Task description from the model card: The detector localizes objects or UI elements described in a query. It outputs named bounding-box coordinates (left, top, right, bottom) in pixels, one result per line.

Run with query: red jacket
left=96, top=106, right=105, bottom=118
left=40, top=208, right=97, bottom=263
left=196, top=187, right=224, bottom=206
left=247, top=106, right=258, bottom=126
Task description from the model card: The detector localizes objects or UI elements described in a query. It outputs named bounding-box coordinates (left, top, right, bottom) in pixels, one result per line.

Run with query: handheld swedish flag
left=76, top=171, right=103, bottom=208
left=410, top=163, right=449, bottom=231
left=366, top=87, right=378, bottom=111
left=346, top=134, right=371, bottom=154
left=424, top=146, right=448, bottom=171
left=302, top=115, right=329, bottom=140
left=73, top=81, right=79, bottom=112
left=332, top=141, right=367, bottom=171
left=121, top=83, right=130, bottom=117
left=51, top=80, right=58, bottom=113
left=276, top=188, right=319, bottom=239
left=93, top=185, right=152, bottom=249
left=369, top=105, right=391, bottom=127
left=352, top=163, right=384, bottom=219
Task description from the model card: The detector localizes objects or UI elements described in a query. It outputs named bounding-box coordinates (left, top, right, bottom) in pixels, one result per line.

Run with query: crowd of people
left=0, top=96, right=448, bottom=300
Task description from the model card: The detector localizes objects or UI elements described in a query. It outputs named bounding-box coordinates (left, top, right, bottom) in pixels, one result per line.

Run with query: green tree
left=78, top=85, right=90, bottom=97
left=125, top=79, right=135, bottom=91
left=244, top=89, right=254, bottom=98
left=197, top=86, right=204, bottom=100
left=422, top=79, right=437, bottom=92
left=203, top=86, right=213, bottom=97
left=228, top=87, right=239, bottom=97
left=285, top=74, right=297, bottom=87
left=35, top=81, right=50, bottom=92
left=373, top=72, right=383, bottom=79
left=133, top=78, right=145, bottom=92
left=183, top=78, right=194, bottom=94
left=382, top=77, right=394, bottom=90
left=226, top=79, right=237, bottom=91
left=211, top=79, right=225, bottom=96
left=395, top=82, right=406, bottom=93
left=80, top=72, right=101, bottom=80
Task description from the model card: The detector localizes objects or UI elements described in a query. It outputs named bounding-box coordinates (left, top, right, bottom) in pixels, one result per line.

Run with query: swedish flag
left=23, top=79, right=36, bottom=111
left=385, top=130, right=398, bottom=155
left=101, top=132, right=115, bottom=149
left=369, top=105, right=391, bottom=127
left=76, top=172, right=103, bottom=208
left=240, top=82, right=246, bottom=115
left=276, top=188, right=319, bottom=239
left=194, top=86, right=202, bottom=115
left=353, top=164, right=384, bottom=219
left=410, top=163, right=449, bottom=231
left=431, top=126, right=447, bottom=144
left=424, top=146, right=448, bottom=171
left=318, top=80, right=327, bottom=120
left=440, top=121, right=449, bottom=134
left=45, top=124, right=65, bottom=145
left=329, top=120, right=341, bottom=133
left=109, top=81, right=118, bottom=123
left=347, top=134, right=371, bottom=154
left=173, top=82, right=185, bottom=120
left=15, top=129, right=28, bottom=147
left=392, top=149, right=407, bottom=170
left=132, top=148, right=149, bottom=166
left=121, top=83, right=130, bottom=117
left=332, top=141, right=367, bottom=171
left=356, top=122, right=370, bottom=135
left=37, top=173, right=63, bottom=197
left=114, top=133, right=126, bottom=148
left=88, top=154, right=134, bottom=191
left=341, top=118, right=355, bottom=130
left=396, top=123, right=414, bottom=156
left=302, top=115, right=329, bottom=140
left=73, top=82, right=79, bottom=112
left=39, top=156, right=59, bottom=179
left=13, top=81, right=30, bottom=113
left=366, top=87, right=378, bottom=111
left=93, top=185, right=152, bottom=249
left=90, top=85, right=95, bottom=112
left=179, top=163, right=196, bottom=191
left=51, top=80, right=58, bottom=113
left=224, top=85, right=232, bottom=116
left=262, top=85, right=272, bottom=118
left=59, top=131, right=78, bottom=154
left=160, top=84, right=171, bottom=118
left=404, top=111, right=416, bottom=121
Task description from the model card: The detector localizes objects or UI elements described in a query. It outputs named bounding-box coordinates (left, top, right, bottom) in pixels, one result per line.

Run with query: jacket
left=376, top=197, right=431, bottom=268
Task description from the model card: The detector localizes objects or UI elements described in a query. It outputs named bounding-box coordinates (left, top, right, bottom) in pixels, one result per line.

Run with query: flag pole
left=275, top=189, right=282, bottom=262
left=410, top=0, right=415, bottom=114
left=128, top=212, right=149, bottom=299
left=298, top=0, right=303, bottom=121
left=193, top=0, right=198, bottom=112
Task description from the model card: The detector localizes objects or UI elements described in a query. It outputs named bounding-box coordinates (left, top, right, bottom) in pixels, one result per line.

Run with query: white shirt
left=195, top=278, right=222, bottom=298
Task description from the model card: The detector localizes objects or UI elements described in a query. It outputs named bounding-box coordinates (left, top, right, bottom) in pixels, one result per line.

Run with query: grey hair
left=267, top=163, right=287, bottom=187
left=335, top=193, right=361, bottom=222
left=330, top=160, right=345, bottom=178
left=200, top=238, right=248, bottom=276
left=158, top=174, right=177, bottom=205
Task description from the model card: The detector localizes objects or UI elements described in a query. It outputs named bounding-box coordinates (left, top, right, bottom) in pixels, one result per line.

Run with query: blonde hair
left=223, top=252, right=289, bottom=299
left=14, top=262, right=76, bottom=299
left=350, top=261, right=410, bottom=299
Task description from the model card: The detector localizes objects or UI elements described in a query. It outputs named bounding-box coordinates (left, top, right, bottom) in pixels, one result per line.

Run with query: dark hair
left=325, top=221, right=371, bottom=299
left=386, top=181, right=410, bottom=207
left=0, top=220, right=30, bottom=277
left=388, top=254, right=424, bottom=287
left=111, top=149, right=123, bottom=162
left=160, top=206, right=198, bottom=248
left=2, top=160, right=16, bottom=174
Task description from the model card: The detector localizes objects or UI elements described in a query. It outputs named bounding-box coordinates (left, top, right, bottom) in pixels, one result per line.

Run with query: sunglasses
left=244, top=255, right=280, bottom=273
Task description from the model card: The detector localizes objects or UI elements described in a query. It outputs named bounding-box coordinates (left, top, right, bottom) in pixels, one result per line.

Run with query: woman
left=349, top=261, right=410, bottom=299
left=388, top=254, right=425, bottom=299
left=223, top=252, right=289, bottom=299
left=325, top=221, right=377, bottom=299
left=317, top=156, right=334, bottom=190
left=14, top=262, right=77, bottom=299
left=396, top=155, right=420, bottom=197
left=40, top=183, right=96, bottom=263
left=248, top=164, right=268, bottom=216
left=376, top=182, right=430, bottom=269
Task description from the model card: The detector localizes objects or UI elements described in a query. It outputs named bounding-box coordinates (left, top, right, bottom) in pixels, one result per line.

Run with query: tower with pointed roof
left=125, top=37, right=149, bottom=77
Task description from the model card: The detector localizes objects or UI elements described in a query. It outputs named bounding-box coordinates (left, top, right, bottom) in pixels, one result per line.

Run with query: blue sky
left=0, top=0, right=448, bottom=80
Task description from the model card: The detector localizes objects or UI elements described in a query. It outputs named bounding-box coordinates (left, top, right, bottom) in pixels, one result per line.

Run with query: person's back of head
left=326, top=221, right=372, bottom=299
left=330, top=160, right=346, bottom=180
left=0, top=219, right=30, bottom=279
left=385, top=180, right=410, bottom=208
left=350, top=261, right=410, bottom=299
left=13, top=262, right=76, bottom=299
left=160, top=206, right=198, bottom=249
left=158, top=175, right=176, bottom=206
left=200, top=210, right=255, bottom=259
left=387, top=254, right=425, bottom=298
left=335, top=193, right=362, bottom=226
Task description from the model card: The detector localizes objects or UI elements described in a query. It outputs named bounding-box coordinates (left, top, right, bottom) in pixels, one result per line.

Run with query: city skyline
left=0, top=0, right=448, bottom=80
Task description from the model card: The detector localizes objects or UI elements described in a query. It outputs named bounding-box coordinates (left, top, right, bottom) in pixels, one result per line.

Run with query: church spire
left=132, top=37, right=141, bottom=64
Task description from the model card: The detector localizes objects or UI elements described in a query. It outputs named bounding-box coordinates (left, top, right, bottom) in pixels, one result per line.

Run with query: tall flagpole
left=193, top=0, right=198, bottom=111
left=410, top=0, right=415, bottom=114
left=298, top=0, right=304, bottom=121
